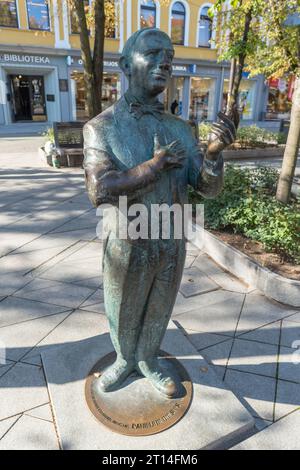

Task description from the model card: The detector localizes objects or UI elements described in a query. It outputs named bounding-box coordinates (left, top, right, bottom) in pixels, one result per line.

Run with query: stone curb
left=192, top=224, right=300, bottom=307
left=223, top=146, right=284, bottom=161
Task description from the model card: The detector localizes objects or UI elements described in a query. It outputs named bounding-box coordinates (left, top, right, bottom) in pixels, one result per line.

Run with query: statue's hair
left=120, top=27, right=171, bottom=63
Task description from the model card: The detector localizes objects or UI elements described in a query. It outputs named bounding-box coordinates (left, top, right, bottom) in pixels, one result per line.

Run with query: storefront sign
left=173, top=65, right=188, bottom=72
left=0, top=54, right=50, bottom=64
left=69, top=56, right=119, bottom=68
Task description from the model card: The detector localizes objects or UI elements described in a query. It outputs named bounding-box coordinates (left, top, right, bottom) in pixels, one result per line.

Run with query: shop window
left=189, top=77, right=216, bottom=121
left=198, top=6, right=212, bottom=48
left=140, top=0, right=156, bottom=29
left=0, top=0, right=18, bottom=28
left=171, top=2, right=185, bottom=45
left=222, top=78, right=256, bottom=120
left=265, top=77, right=293, bottom=120
left=71, top=71, right=121, bottom=121
left=164, top=77, right=184, bottom=115
left=26, top=0, right=50, bottom=31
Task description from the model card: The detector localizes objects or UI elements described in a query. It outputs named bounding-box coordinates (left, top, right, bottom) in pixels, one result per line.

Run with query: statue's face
left=129, top=31, right=174, bottom=96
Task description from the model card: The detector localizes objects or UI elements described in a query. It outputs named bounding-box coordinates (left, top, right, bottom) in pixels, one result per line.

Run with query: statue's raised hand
left=206, top=107, right=240, bottom=160
left=152, top=134, right=186, bottom=171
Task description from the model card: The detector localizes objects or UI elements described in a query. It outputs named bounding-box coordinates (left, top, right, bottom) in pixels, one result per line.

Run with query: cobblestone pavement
left=0, top=138, right=300, bottom=450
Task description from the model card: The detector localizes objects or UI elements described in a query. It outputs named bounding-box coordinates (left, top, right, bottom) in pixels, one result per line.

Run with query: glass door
left=29, top=76, right=47, bottom=121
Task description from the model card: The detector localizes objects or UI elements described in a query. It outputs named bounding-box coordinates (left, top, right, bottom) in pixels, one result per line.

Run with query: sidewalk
left=0, top=139, right=300, bottom=449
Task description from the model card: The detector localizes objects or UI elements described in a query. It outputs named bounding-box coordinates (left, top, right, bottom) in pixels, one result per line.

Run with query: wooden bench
left=53, top=121, right=86, bottom=167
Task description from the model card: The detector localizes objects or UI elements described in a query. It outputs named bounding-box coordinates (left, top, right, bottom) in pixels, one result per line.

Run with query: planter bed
left=192, top=223, right=300, bottom=307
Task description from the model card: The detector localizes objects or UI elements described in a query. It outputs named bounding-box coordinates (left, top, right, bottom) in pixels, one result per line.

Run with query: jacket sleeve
left=83, top=121, right=161, bottom=207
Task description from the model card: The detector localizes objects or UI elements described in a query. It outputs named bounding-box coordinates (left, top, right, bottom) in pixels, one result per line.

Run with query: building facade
left=0, top=0, right=292, bottom=130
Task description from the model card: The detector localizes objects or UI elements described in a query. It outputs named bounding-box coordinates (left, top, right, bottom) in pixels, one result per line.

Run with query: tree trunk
left=93, top=0, right=105, bottom=116
left=226, top=8, right=252, bottom=119
left=74, top=0, right=105, bottom=119
left=276, top=76, right=300, bottom=204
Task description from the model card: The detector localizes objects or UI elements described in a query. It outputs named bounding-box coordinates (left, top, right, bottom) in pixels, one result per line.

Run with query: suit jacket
left=83, top=95, right=223, bottom=241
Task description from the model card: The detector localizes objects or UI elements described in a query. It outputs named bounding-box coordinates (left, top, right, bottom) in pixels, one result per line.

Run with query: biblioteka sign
left=0, top=54, right=50, bottom=64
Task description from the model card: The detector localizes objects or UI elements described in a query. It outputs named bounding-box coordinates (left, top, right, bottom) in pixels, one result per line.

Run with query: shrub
left=197, top=122, right=282, bottom=148
left=189, top=165, right=300, bottom=263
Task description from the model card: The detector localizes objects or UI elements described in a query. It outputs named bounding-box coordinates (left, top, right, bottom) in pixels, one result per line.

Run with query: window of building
left=105, top=0, right=118, bottom=38
left=26, top=0, right=50, bottom=30
left=222, top=78, right=256, bottom=120
left=0, top=0, right=18, bottom=28
left=171, top=2, right=185, bottom=45
left=70, top=0, right=117, bottom=38
left=140, top=0, right=156, bottom=29
left=198, top=6, right=212, bottom=47
left=71, top=71, right=121, bottom=120
left=189, top=77, right=216, bottom=121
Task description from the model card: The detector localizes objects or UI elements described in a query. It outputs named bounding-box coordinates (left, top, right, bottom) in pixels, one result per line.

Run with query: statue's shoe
left=137, top=360, right=178, bottom=398
left=95, top=359, right=135, bottom=392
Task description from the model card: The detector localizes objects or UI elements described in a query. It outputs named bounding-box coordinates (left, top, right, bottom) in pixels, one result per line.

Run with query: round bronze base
left=85, top=351, right=193, bottom=436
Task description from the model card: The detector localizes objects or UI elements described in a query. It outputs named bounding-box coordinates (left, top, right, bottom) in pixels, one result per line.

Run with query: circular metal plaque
left=85, top=351, right=193, bottom=436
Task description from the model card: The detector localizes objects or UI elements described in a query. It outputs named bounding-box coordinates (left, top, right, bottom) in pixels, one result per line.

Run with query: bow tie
left=128, top=101, right=165, bottom=120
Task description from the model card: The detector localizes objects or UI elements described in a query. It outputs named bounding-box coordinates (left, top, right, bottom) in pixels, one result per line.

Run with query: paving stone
left=172, top=292, right=204, bottom=316
left=0, top=231, right=40, bottom=257
left=278, top=345, right=300, bottom=383
left=13, top=278, right=95, bottom=309
left=0, top=363, right=16, bottom=379
left=22, top=310, right=109, bottom=364
left=42, top=322, right=254, bottom=450
left=237, top=321, right=281, bottom=346
left=207, top=271, right=251, bottom=294
left=183, top=329, right=231, bottom=351
left=184, top=255, right=196, bottom=268
left=285, top=311, right=300, bottom=324
left=0, top=415, right=59, bottom=450
left=274, top=380, right=300, bottom=421
left=79, top=289, right=105, bottom=314
left=193, top=253, right=225, bottom=276
left=200, top=338, right=234, bottom=368
left=0, top=273, right=33, bottom=297
left=48, top=210, right=96, bottom=234
left=0, top=246, right=72, bottom=276
left=236, top=292, right=297, bottom=335
left=254, top=418, right=273, bottom=431
left=232, top=410, right=300, bottom=450
left=180, top=267, right=219, bottom=297
left=0, top=311, right=72, bottom=362
left=25, top=404, right=53, bottom=422
left=186, top=242, right=200, bottom=256
left=0, top=415, right=21, bottom=440
left=0, top=296, right=71, bottom=328
left=39, top=259, right=102, bottom=284
left=227, top=338, right=278, bottom=378
left=280, top=320, right=300, bottom=348
left=0, top=363, right=49, bottom=420
left=224, top=369, right=276, bottom=421
left=175, top=291, right=245, bottom=336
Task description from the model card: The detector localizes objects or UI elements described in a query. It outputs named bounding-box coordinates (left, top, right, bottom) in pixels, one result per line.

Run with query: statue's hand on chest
left=152, top=134, right=186, bottom=172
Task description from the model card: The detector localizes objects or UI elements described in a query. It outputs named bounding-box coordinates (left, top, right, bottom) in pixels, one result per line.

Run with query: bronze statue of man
left=83, top=28, right=238, bottom=398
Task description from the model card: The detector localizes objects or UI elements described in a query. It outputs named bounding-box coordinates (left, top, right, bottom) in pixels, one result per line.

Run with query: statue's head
left=119, top=28, right=174, bottom=96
